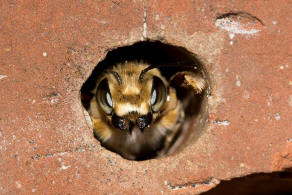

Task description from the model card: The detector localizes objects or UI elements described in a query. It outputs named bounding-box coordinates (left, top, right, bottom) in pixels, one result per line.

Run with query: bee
left=88, top=61, right=206, bottom=160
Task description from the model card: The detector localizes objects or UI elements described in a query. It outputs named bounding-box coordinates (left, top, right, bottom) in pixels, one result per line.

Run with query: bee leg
left=170, top=71, right=206, bottom=94
left=89, top=98, right=112, bottom=142
left=156, top=88, right=185, bottom=156
left=91, top=118, right=112, bottom=142
left=162, top=103, right=185, bottom=153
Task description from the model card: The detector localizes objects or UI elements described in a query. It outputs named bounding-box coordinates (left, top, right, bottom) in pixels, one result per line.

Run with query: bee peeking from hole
left=87, top=61, right=206, bottom=160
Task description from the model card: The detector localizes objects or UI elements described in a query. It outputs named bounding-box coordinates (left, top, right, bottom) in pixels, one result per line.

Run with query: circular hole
left=81, top=41, right=210, bottom=161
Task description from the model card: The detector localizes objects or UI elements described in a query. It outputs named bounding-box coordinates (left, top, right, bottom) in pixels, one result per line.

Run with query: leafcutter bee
left=87, top=61, right=206, bottom=160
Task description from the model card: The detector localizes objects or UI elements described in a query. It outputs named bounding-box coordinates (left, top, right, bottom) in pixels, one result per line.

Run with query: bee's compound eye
left=151, top=76, right=167, bottom=112
left=96, top=79, right=113, bottom=115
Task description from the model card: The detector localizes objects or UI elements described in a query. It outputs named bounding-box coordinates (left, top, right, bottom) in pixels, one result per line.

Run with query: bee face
left=95, top=62, right=168, bottom=132
left=87, top=60, right=207, bottom=160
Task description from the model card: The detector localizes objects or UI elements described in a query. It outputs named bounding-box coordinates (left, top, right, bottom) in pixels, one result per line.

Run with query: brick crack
left=142, top=0, right=147, bottom=40
left=29, top=144, right=100, bottom=160
left=165, top=177, right=220, bottom=190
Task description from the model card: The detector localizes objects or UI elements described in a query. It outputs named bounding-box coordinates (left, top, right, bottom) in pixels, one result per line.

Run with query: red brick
left=0, top=0, right=291, bottom=194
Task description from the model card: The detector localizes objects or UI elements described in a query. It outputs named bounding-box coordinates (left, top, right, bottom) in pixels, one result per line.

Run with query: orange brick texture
left=0, top=0, right=291, bottom=194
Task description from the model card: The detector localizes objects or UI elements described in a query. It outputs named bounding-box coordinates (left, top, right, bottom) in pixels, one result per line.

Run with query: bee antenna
left=139, top=65, right=157, bottom=82
left=107, top=70, right=122, bottom=85
left=139, top=61, right=199, bottom=82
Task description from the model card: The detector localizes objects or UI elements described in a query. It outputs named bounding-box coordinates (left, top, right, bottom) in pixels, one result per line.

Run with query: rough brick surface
left=0, top=0, right=291, bottom=194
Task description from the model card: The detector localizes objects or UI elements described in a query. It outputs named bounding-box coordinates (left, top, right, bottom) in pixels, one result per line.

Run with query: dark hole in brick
left=81, top=41, right=210, bottom=160
left=203, top=169, right=292, bottom=195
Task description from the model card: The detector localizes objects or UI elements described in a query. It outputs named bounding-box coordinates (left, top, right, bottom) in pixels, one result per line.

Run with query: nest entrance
left=81, top=41, right=210, bottom=160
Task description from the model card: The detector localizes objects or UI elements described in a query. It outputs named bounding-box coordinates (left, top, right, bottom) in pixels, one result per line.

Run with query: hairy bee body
left=89, top=61, right=205, bottom=160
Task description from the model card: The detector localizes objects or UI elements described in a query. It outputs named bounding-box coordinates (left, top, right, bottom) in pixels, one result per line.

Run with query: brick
left=0, top=0, right=291, bottom=194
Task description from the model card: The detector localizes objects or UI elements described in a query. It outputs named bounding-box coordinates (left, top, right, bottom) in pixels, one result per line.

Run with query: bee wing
left=170, top=71, right=206, bottom=93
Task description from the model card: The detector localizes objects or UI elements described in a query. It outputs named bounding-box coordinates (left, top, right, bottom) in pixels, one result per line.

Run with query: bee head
left=95, top=62, right=168, bottom=132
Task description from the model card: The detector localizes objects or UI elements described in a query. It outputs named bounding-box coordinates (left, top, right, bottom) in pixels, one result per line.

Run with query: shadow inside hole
left=81, top=41, right=209, bottom=160
left=203, top=169, right=292, bottom=195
